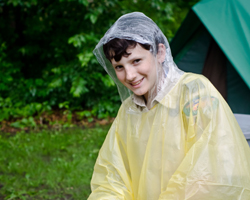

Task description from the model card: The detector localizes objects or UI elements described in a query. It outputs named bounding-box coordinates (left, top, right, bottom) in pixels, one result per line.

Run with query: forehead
left=111, top=44, right=153, bottom=65
left=126, top=44, right=150, bottom=54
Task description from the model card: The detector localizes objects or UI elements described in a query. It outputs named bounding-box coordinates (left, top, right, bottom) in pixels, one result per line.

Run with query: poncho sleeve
left=88, top=107, right=134, bottom=200
left=159, top=75, right=250, bottom=199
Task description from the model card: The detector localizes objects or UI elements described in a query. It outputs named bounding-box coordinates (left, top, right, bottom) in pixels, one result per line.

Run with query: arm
left=160, top=76, right=250, bottom=199
left=88, top=118, right=133, bottom=200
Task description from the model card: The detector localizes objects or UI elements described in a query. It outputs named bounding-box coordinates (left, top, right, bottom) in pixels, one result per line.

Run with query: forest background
left=0, top=0, right=199, bottom=131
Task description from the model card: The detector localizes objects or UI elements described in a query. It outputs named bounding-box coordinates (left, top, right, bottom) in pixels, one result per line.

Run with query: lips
left=130, top=78, right=144, bottom=86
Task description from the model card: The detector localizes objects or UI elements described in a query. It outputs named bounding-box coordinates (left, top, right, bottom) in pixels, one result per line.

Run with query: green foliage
left=11, top=116, right=36, bottom=129
left=76, top=110, right=93, bottom=122
left=0, top=0, right=199, bottom=121
left=0, top=97, right=51, bottom=122
left=0, top=126, right=109, bottom=199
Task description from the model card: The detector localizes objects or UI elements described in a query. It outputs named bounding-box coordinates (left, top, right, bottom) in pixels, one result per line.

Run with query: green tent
left=170, top=0, right=250, bottom=114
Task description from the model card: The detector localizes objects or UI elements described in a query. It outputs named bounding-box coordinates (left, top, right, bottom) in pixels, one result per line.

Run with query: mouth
left=130, top=78, right=144, bottom=87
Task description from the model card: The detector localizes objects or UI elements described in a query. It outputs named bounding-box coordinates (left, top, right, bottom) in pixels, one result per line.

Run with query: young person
left=88, top=12, right=250, bottom=200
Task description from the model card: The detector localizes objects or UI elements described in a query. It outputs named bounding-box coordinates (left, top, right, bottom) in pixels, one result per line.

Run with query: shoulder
left=159, top=73, right=212, bottom=109
left=181, top=73, right=212, bottom=89
left=180, top=73, right=219, bottom=117
left=179, top=73, right=219, bottom=98
left=116, top=96, right=135, bottom=117
left=120, top=96, right=133, bottom=110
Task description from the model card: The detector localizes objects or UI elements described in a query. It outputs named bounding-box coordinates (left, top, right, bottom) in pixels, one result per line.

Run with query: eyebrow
left=127, top=54, right=145, bottom=62
left=112, top=57, right=141, bottom=66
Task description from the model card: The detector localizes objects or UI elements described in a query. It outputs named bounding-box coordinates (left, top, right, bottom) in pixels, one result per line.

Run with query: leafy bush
left=0, top=0, right=198, bottom=121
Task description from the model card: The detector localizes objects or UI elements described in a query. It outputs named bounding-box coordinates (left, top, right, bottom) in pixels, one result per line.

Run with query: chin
left=133, top=90, right=147, bottom=97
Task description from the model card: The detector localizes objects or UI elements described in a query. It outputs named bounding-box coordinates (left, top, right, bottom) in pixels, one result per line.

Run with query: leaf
left=87, top=117, right=94, bottom=122
left=101, top=75, right=115, bottom=87
left=70, top=78, right=88, bottom=97
left=35, top=78, right=44, bottom=86
left=76, top=110, right=91, bottom=119
left=0, top=109, right=10, bottom=121
left=68, top=34, right=86, bottom=48
left=59, top=101, right=69, bottom=109
left=77, top=52, right=93, bottom=67
left=35, top=103, right=42, bottom=112
left=78, top=0, right=89, bottom=6
left=29, top=87, right=36, bottom=97
left=11, top=121, right=24, bottom=129
left=49, top=78, right=62, bottom=88
left=51, top=68, right=61, bottom=74
left=28, top=116, right=36, bottom=127
left=90, top=14, right=97, bottom=24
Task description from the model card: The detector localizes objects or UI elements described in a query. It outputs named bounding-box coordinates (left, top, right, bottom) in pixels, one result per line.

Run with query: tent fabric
left=226, top=60, right=250, bottom=114
left=192, top=0, right=250, bottom=89
left=170, top=10, right=202, bottom=60
left=172, top=25, right=211, bottom=76
left=173, top=27, right=250, bottom=114
left=202, top=38, right=227, bottom=99
left=170, top=0, right=250, bottom=115
left=234, top=114, right=250, bottom=146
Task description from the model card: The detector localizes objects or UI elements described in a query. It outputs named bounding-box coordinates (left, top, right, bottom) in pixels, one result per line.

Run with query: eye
left=133, top=59, right=141, bottom=64
left=115, top=65, right=123, bottom=70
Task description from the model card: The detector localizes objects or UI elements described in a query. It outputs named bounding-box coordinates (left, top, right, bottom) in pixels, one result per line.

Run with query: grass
left=0, top=125, right=110, bottom=199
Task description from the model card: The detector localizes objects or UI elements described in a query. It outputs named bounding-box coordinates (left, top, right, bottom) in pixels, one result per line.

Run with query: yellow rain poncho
left=89, top=12, right=250, bottom=200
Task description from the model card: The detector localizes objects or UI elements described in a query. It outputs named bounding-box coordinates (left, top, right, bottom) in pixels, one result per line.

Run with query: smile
left=131, top=78, right=144, bottom=86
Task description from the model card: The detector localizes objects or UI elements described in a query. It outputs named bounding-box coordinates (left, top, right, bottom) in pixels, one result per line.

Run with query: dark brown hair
left=103, top=38, right=151, bottom=62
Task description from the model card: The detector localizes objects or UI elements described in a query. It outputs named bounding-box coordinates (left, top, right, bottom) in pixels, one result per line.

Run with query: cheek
left=148, top=64, right=158, bottom=84
left=147, top=63, right=157, bottom=77
left=143, top=63, right=154, bottom=74
left=116, top=71, right=125, bottom=83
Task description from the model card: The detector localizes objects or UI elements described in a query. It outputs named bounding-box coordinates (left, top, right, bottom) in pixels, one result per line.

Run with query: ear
left=157, top=43, right=166, bottom=63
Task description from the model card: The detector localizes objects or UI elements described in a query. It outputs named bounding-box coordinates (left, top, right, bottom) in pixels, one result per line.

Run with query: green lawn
left=0, top=125, right=110, bottom=199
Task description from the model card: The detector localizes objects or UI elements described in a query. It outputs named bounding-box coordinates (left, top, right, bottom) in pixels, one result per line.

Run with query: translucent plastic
left=88, top=73, right=250, bottom=199
left=93, top=12, right=183, bottom=110
left=89, top=12, right=250, bottom=199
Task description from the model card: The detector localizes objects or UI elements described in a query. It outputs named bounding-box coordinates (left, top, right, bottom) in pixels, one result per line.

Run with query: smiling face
left=111, top=44, right=159, bottom=101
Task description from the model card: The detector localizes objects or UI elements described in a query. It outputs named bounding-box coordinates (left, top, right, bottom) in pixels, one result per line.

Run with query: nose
left=125, top=66, right=136, bottom=81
